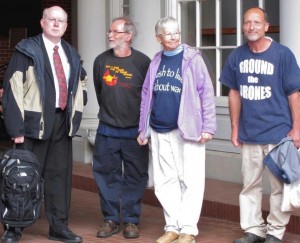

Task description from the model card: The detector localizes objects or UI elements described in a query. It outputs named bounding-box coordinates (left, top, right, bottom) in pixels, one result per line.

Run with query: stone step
left=72, top=161, right=300, bottom=235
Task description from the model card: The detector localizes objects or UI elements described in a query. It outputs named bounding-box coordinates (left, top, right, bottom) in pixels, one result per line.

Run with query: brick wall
left=0, top=0, right=72, bottom=82
left=0, top=38, right=14, bottom=82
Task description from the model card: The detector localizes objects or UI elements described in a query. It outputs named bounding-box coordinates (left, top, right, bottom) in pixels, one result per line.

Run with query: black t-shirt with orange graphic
left=93, top=48, right=150, bottom=133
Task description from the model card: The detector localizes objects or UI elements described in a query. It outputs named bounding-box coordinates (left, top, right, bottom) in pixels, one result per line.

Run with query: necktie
left=53, top=45, right=67, bottom=110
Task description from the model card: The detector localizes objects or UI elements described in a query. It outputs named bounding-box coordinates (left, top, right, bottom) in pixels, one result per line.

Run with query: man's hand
left=13, top=136, right=24, bottom=144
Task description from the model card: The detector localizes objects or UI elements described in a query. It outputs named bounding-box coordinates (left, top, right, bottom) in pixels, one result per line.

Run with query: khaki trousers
left=240, top=144, right=291, bottom=240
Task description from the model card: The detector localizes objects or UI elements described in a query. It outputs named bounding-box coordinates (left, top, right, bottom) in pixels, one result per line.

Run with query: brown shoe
left=177, top=233, right=195, bottom=243
left=156, top=231, right=179, bottom=243
left=96, top=220, right=121, bottom=238
left=123, top=223, right=139, bottom=238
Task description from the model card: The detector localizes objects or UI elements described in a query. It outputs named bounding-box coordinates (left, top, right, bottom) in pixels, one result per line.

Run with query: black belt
left=55, top=108, right=64, bottom=113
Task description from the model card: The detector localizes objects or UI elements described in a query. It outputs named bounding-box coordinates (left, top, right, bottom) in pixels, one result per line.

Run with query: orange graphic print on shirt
left=103, top=69, right=118, bottom=86
left=102, top=65, right=134, bottom=88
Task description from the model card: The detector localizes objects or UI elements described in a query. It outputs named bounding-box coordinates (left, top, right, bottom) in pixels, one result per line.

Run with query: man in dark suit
left=2, top=6, right=87, bottom=243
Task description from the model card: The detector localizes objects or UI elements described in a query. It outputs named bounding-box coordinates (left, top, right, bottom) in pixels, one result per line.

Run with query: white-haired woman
left=138, top=17, right=217, bottom=243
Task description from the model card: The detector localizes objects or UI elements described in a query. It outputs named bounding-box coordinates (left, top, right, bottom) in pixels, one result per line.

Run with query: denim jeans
left=93, top=134, right=149, bottom=224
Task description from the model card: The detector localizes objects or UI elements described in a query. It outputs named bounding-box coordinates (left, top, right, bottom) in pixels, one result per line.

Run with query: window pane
left=123, top=0, right=130, bottom=15
left=265, top=0, right=279, bottom=26
left=180, top=1, right=196, bottom=46
left=202, top=0, right=216, bottom=46
left=265, top=0, right=280, bottom=42
left=221, top=0, right=237, bottom=46
left=221, top=48, right=235, bottom=96
left=201, top=49, right=216, bottom=92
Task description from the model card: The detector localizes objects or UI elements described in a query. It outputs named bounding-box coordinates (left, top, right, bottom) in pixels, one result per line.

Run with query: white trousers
left=151, top=129, right=205, bottom=236
left=240, top=144, right=291, bottom=240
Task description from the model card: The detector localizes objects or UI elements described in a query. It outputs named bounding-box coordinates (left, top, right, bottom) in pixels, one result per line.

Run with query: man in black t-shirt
left=92, top=16, right=150, bottom=239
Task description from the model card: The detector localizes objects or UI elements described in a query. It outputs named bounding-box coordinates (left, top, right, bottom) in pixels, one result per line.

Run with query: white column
left=77, top=0, right=106, bottom=129
left=129, top=0, right=161, bottom=59
left=165, top=0, right=179, bottom=18
left=108, top=0, right=124, bottom=21
left=280, top=0, right=300, bottom=65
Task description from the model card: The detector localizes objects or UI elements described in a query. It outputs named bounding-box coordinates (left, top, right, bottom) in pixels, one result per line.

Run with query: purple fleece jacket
left=138, top=44, right=217, bottom=141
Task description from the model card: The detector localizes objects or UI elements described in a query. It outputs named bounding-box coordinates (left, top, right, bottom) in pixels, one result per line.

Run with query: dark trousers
left=92, top=134, right=149, bottom=224
left=25, top=110, right=72, bottom=231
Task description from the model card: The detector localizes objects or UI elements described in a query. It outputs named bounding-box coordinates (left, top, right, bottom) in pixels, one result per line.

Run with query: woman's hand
left=199, top=132, right=212, bottom=144
left=137, top=132, right=148, bottom=145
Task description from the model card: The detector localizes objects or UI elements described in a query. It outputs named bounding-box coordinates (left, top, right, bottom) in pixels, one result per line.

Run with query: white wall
left=280, top=0, right=300, bottom=65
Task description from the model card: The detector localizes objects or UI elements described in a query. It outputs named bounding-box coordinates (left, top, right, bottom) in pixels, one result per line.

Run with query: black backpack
left=0, top=148, right=44, bottom=229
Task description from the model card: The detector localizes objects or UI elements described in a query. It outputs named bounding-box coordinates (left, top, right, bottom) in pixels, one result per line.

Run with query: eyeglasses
left=44, top=18, right=67, bottom=24
left=107, top=30, right=127, bottom=35
left=161, top=32, right=181, bottom=40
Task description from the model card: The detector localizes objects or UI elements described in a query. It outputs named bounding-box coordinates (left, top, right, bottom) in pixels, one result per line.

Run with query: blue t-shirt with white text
left=150, top=52, right=183, bottom=133
left=219, top=40, right=300, bottom=144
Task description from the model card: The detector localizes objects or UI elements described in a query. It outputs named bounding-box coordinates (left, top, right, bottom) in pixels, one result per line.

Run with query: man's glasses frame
left=107, top=30, right=128, bottom=35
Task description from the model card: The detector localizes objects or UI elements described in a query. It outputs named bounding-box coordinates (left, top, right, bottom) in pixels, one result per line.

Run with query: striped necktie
left=53, top=45, right=67, bottom=110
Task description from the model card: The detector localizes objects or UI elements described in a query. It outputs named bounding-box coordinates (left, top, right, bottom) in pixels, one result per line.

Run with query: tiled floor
left=1, top=162, right=299, bottom=243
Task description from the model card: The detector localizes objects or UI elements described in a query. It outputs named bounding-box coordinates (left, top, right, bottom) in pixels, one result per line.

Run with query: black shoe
left=123, top=223, right=139, bottom=239
left=1, top=229, right=21, bottom=243
left=233, top=232, right=265, bottom=243
left=265, top=234, right=282, bottom=243
left=49, top=228, right=82, bottom=243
